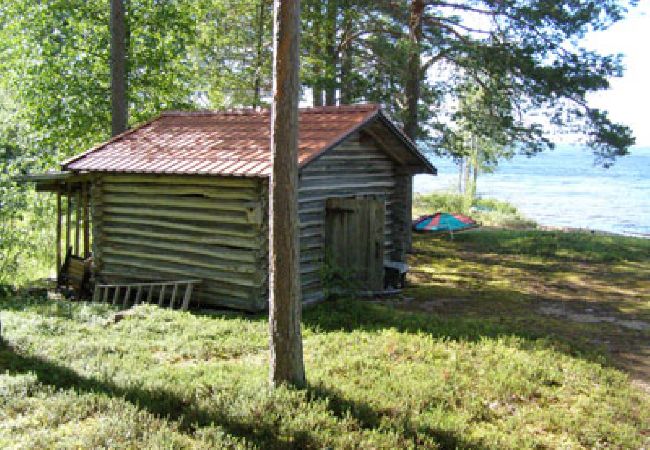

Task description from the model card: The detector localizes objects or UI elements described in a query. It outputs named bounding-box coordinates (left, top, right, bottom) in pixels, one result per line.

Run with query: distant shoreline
left=413, top=190, right=650, bottom=240
left=417, top=146, right=650, bottom=238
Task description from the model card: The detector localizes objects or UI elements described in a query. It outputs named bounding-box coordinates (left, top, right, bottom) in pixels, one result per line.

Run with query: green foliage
left=196, top=0, right=273, bottom=108
left=0, top=89, right=56, bottom=285
left=319, top=252, right=360, bottom=299
left=0, top=0, right=639, bottom=172
left=0, top=0, right=112, bottom=161
left=0, top=0, right=271, bottom=164
left=0, top=190, right=56, bottom=287
left=299, top=0, right=638, bottom=164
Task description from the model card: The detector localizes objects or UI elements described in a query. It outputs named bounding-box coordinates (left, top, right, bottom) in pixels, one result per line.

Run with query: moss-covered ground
left=0, top=229, right=648, bottom=448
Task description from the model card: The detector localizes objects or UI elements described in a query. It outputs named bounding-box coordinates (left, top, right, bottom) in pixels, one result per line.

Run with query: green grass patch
left=440, top=228, right=650, bottom=263
left=1, top=287, right=648, bottom=448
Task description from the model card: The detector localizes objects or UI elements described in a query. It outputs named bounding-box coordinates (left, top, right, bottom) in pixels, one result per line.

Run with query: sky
left=585, top=2, right=650, bottom=148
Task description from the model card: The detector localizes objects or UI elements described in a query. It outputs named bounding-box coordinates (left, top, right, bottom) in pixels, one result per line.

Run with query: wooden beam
left=56, top=190, right=62, bottom=278
left=83, top=182, right=90, bottom=257
left=65, top=184, right=71, bottom=255
left=181, top=284, right=194, bottom=310
left=75, top=188, right=81, bottom=255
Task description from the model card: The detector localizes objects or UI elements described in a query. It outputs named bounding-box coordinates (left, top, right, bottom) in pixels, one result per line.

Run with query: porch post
left=75, top=188, right=81, bottom=255
left=65, top=184, right=71, bottom=256
left=83, top=182, right=90, bottom=258
left=56, top=188, right=62, bottom=278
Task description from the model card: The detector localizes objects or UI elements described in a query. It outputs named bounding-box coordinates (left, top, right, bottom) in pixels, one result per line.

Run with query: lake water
left=414, top=146, right=650, bottom=237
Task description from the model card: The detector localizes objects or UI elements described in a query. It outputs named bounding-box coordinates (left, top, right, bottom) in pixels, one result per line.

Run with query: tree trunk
left=252, top=0, right=267, bottom=109
left=269, top=0, right=305, bottom=388
left=339, top=0, right=353, bottom=104
left=312, top=87, right=323, bottom=107
left=311, top=5, right=323, bottom=107
left=339, top=46, right=352, bottom=104
left=403, top=0, right=424, bottom=252
left=463, top=157, right=471, bottom=198
left=110, top=0, right=128, bottom=136
left=470, top=137, right=479, bottom=199
left=404, top=0, right=423, bottom=139
left=458, top=158, right=464, bottom=194
left=324, top=0, right=338, bottom=105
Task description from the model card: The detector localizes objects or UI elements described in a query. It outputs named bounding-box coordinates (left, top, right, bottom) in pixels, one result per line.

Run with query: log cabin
left=25, top=104, right=436, bottom=311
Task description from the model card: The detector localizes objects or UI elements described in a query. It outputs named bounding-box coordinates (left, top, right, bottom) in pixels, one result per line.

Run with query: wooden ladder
left=92, top=280, right=201, bottom=311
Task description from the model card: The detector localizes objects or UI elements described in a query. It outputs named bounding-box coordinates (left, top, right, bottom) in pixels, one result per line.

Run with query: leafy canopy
left=0, top=0, right=639, bottom=170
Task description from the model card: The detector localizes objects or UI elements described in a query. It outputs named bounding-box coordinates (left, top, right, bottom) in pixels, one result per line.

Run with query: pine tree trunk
left=339, top=41, right=352, bottom=104
left=311, top=5, right=323, bottom=107
left=324, top=0, right=338, bottom=105
left=403, top=0, right=424, bottom=252
left=269, top=0, right=305, bottom=389
left=110, top=0, right=127, bottom=136
left=252, top=0, right=267, bottom=109
left=339, top=0, right=353, bottom=104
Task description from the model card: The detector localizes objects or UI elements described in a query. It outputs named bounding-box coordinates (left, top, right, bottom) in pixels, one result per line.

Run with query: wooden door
left=325, top=196, right=385, bottom=291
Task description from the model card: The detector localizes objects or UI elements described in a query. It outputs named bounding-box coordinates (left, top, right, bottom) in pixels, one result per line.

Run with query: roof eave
left=376, top=111, right=437, bottom=176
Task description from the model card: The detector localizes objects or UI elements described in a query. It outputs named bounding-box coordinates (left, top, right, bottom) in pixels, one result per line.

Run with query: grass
left=1, top=230, right=649, bottom=448
left=413, top=191, right=536, bottom=228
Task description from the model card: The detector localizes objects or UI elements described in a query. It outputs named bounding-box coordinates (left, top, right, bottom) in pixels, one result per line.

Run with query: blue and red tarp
left=413, top=212, right=478, bottom=233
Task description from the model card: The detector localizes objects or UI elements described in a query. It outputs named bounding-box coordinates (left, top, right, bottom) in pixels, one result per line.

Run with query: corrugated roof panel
left=63, top=104, right=431, bottom=177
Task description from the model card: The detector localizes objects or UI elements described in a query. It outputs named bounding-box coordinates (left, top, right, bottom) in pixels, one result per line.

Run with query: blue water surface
left=414, top=146, right=650, bottom=237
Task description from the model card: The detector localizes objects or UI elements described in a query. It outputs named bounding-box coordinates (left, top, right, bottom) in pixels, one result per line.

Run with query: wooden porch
left=23, top=171, right=93, bottom=280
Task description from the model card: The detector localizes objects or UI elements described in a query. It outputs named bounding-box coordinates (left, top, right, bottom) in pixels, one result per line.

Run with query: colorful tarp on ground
left=412, top=212, right=478, bottom=233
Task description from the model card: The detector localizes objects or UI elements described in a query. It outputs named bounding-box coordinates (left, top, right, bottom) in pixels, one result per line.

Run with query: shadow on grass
left=0, top=340, right=313, bottom=449
left=301, top=296, right=625, bottom=375
left=307, top=382, right=489, bottom=450
left=0, top=339, right=489, bottom=449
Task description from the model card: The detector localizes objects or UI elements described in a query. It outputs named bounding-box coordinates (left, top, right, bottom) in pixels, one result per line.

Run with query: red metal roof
left=63, top=104, right=428, bottom=177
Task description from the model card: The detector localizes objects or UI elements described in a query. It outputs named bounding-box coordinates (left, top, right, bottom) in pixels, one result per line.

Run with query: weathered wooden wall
left=297, top=131, right=401, bottom=304
left=88, top=132, right=406, bottom=310
left=91, top=174, right=268, bottom=311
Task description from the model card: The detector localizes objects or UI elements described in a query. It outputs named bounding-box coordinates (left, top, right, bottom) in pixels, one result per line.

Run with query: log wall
left=89, top=133, right=406, bottom=310
left=91, top=174, right=268, bottom=311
